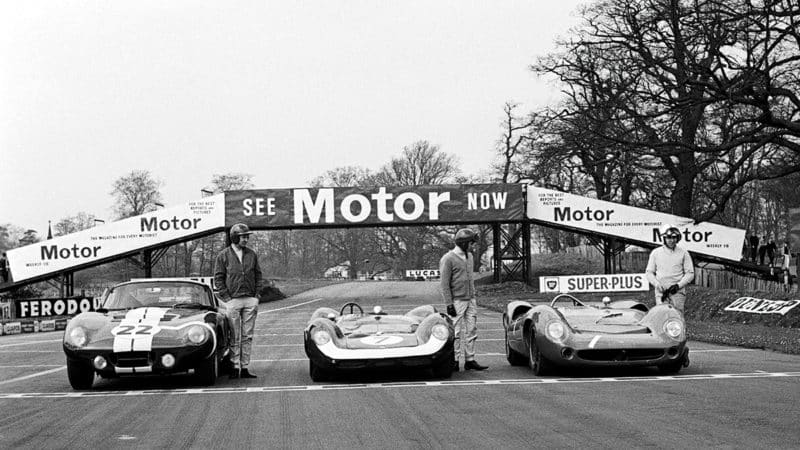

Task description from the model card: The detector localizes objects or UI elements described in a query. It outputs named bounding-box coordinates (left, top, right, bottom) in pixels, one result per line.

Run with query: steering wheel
left=339, top=302, right=364, bottom=316
left=550, top=293, right=587, bottom=308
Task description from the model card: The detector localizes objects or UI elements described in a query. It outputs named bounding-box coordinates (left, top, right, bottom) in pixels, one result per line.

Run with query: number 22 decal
left=112, top=324, right=159, bottom=336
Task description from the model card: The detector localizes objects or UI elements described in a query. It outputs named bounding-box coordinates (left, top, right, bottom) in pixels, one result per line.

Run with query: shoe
left=240, top=368, right=257, bottom=378
left=464, top=360, right=488, bottom=371
left=452, top=360, right=459, bottom=372
left=229, top=370, right=240, bottom=379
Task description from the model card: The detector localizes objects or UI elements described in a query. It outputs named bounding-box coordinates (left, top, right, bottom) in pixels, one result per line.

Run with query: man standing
left=214, top=223, right=264, bottom=379
left=440, top=228, right=487, bottom=371
left=645, top=225, right=695, bottom=314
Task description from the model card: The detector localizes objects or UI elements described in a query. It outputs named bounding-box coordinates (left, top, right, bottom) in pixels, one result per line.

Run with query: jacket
left=213, top=246, right=264, bottom=300
left=439, top=248, right=476, bottom=305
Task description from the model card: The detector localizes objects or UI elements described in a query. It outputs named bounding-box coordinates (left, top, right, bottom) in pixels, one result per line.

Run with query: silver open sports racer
left=504, top=293, right=689, bottom=375
left=304, top=302, right=455, bottom=381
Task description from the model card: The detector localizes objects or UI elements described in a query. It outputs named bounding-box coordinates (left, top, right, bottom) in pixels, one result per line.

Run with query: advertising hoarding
left=539, top=273, right=649, bottom=293
left=6, top=194, right=225, bottom=282
left=527, top=186, right=746, bottom=261
left=225, top=184, right=525, bottom=227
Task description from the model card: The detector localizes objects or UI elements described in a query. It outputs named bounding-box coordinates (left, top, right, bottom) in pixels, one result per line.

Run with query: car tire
left=528, top=329, right=551, bottom=376
left=196, top=350, right=218, bottom=386
left=431, top=358, right=453, bottom=379
left=658, top=348, right=688, bottom=375
left=309, top=360, right=330, bottom=382
left=505, top=328, right=527, bottom=366
left=67, top=359, right=95, bottom=390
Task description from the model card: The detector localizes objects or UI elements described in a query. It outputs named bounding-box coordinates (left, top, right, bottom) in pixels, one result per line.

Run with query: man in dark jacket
left=214, top=223, right=264, bottom=379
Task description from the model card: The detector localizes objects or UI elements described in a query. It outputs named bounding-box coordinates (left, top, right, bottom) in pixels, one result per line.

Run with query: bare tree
left=110, top=170, right=163, bottom=219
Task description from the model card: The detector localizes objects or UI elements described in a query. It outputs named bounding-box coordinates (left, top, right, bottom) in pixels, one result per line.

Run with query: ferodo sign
left=6, top=194, right=225, bottom=282
left=527, top=186, right=746, bottom=261
left=225, top=184, right=524, bottom=227
left=540, top=273, right=648, bottom=293
left=15, top=296, right=101, bottom=318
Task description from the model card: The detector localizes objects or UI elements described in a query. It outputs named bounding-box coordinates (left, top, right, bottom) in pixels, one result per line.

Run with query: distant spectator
left=0, top=252, right=8, bottom=283
left=749, top=234, right=759, bottom=262
left=781, top=240, right=792, bottom=291
left=766, top=239, right=777, bottom=266
left=758, top=236, right=768, bottom=265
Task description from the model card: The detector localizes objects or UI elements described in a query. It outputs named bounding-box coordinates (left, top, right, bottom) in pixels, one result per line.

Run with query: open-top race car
left=62, top=279, right=233, bottom=390
left=503, top=293, right=689, bottom=375
left=304, top=302, right=455, bottom=381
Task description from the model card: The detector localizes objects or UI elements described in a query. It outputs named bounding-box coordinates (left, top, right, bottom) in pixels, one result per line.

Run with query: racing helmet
left=454, top=228, right=478, bottom=246
left=660, top=224, right=682, bottom=242
left=229, top=223, right=253, bottom=244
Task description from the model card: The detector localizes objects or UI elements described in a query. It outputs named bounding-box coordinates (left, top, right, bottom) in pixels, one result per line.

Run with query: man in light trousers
left=440, top=228, right=488, bottom=372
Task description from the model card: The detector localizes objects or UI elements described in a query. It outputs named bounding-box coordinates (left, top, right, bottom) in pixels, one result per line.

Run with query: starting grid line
left=1, top=371, right=798, bottom=399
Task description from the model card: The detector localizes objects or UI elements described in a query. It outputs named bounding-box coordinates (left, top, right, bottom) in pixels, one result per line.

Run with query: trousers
left=226, top=296, right=259, bottom=369
left=656, top=292, right=686, bottom=314
left=452, top=298, right=478, bottom=361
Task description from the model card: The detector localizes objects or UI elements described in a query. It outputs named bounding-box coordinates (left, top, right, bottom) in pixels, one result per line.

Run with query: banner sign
left=724, top=297, right=800, bottom=315
left=405, top=269, right=441, bottom=279
left=6, top=194, right=225, bottom=282
left=539, top=273, right=649, bottom=293
left=225, top=184, right=525, bottom=228
left=527, top=186, right=746, bottom=261
left=3, top=322, right=21, bottom=335
left=15, top=296, right=101, bottom=318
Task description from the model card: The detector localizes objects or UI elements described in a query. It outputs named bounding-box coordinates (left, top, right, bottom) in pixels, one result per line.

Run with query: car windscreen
left=102, top=283, right=212, bottom=309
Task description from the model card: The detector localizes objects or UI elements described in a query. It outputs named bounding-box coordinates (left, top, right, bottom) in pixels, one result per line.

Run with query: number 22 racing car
left=504, top=294, right=689, bottom=375
left=62, top=279, right=233, bottom=390
left=304, top=303, right=455, bottom=381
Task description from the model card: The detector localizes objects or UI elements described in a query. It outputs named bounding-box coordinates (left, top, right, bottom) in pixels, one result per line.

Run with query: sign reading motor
left=15, top=297, right=101, bottom=318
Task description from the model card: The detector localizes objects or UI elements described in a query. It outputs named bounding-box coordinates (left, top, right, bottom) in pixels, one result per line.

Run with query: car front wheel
left=309, top=360, right=330, bottom=382
left=506, top=328, right=527, bottom=366
left=528, top=329, right=551, bottom=376
left=196, top=350, right=218, bottom=386
left=67, top=359, right=95, bottom=390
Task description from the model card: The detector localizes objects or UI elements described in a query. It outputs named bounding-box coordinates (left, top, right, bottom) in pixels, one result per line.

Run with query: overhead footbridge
left=1, top=185, right=749, bottom=295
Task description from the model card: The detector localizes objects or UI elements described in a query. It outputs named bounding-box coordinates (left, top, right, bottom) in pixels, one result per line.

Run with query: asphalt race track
left=1, top=281, right=798, bottom=448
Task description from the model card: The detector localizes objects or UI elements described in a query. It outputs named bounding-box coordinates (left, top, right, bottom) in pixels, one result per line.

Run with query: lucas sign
left=527, top=186, right=745, bottom=261
left=6, top=194, right=225, bottom=282
left=225, top=184, right=524, bottom=227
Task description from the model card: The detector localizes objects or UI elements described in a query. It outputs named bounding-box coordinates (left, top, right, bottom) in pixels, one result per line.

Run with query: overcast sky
left=1, top=1, right=584, bottom=232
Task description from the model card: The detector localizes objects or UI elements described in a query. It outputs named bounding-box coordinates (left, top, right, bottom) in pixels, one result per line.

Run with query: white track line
left=1, top=372, right=798, bottom=399
left=0, top=339, right=62, bottom=348
left=0, top=366, right=65, bottom=386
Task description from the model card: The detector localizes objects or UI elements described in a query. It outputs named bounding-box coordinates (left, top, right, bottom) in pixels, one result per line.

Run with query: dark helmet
left=454, top=228, right=478, bottom=246
left=229, top=223, right=252, bottom=244
left=661, top=224, right=682, bottom=242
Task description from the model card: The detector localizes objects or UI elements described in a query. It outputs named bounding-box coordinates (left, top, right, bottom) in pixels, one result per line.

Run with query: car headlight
left=546, top=321, right=567, bottom=342
left=312, top=329, right=331, bottom=346
left=664, top=319, right=684, bottom=339
left=68, top=327, right=87, bottom=347
left=431, top=324, right=449, bottom=340
left=187, top=325, right=208, bottom=344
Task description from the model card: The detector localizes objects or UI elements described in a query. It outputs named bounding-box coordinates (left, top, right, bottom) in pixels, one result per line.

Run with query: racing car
left=503, top=293, right=689, bottom=375
left=63, top=279, right=233, bottom=389
left=304, top=302, right=455, bottom=381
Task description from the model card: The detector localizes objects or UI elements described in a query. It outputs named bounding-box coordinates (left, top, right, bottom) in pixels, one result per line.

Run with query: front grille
left=577, top=348, right=664, bottom=362
left=111, top=351, right=151, bottom=367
